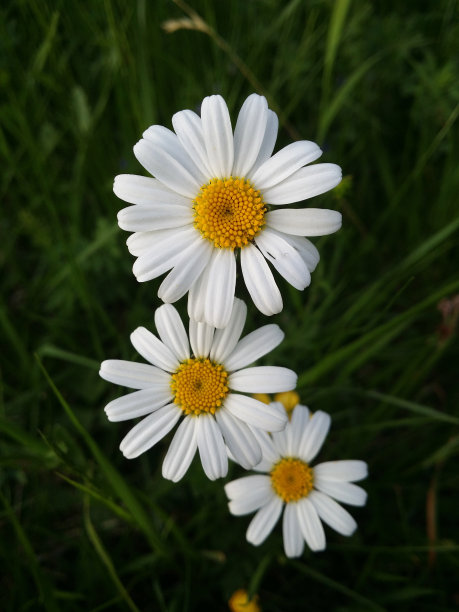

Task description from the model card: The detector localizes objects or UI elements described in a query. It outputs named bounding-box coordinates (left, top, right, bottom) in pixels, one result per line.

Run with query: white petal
left=296, top=498, right=326, bottom=551
left=158, top=238, right=213, bottom=303
left=255, top=229, right=311, bottom=290
left=263, top=163, right=342, bottom=205
left=162, top=416, right=198, bottom=482
left=228, top=483, right=273, bottom=516
left=286, top=404, right=310, bottom=456
left=309, top=490, right=357, bottom=536
left=313, top=478, right=367, bottom=507
left=224, top=394, right=288, bottom=432
left=251, top=141, right=322, bottom=190
left=130, top=327, right=178, bottom=372
left=172, top=109, right=213, bottom=176
left=104, top=386, right=172, bottom=422
left=241, top=244, right=283, bottom=316
left=298, top=410, right=331, bottom=463
left=229, top=366, right=297, bottom=394
left=154, top=303, right=190, bottom=361
left=251, top=458, right=274, bottom=473
left=113, top=174, right=190, bottom=207
left=271, top=414, right=290, bottom=456
left=249, top=427, right=281, bottom=465
left=117, top=204, right=193, bottom=232
left=134, top=138, right=200, bottom=199
left=119, top=403, right=181, bottom=459
left=188, top=320, right=214, bottom=358
left=132, top=227, right=198, bottom=282
left=232, top=94, right=268, bottom=176
left=209, top=298, right=247, bottom=363
left=201, top=95, right=234, bottom=177
left=313, top=460, right=368, bottom=483
left=249, top=110, right=279, bottom=176
left=127, top=226, right=194, bottom=257
left=246, top=496, right=283, bottom=546
left=203, top=248, right=236, bottom=329
left=283, top=503, right=305, bottom=558
left=216, top=409, right=262, bottom=469
left=279, top=232, right=320, bottom=272
left=142, top=124, right=207, bottom=184
left=196, top=414, right=228, bottom=480
left=266, top=208, right=342, bottom=237
left=187, top=264, right=211, bottom=323
left=224, top=324, right=284, bottom=372
left=99, top=360, right=170, bottom=390
left=225, top=474, right=271, bottom=500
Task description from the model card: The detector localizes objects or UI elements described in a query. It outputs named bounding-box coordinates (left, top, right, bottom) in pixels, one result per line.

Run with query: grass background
left=1, top=0, right=459, bottom=610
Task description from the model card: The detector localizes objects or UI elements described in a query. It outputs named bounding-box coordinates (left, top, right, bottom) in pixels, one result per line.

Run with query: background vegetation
left=1, top=0, right=458, bottom=610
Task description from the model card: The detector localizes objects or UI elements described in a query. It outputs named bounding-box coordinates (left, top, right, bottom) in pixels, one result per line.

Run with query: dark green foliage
left=1, top=0, right=458, bottom=610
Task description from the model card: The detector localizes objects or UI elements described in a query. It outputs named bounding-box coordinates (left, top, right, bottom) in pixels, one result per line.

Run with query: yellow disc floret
left=270, top=457, right=314, bottom=503
left=193, top=177, right=266, bottom=249
left=170, top=358, right=229, bottom=416
left=274, top=391, right=300, bottom=419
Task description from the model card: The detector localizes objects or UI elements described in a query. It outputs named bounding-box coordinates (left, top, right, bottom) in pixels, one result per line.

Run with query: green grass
left=1, top=0, right=458, bottom=610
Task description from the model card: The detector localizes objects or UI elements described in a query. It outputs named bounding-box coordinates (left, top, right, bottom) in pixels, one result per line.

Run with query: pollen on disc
left=193, top=177, right=266, bottom=249
left=170, top=358, right=229, bottom=416
left=270, top=457, right=314, bottom=503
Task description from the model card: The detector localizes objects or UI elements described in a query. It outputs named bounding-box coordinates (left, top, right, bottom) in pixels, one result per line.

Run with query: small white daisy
left=114, top=93, right=342, bottom=328
left=99, top=298, right=296, bottom=481
left=224, top=404, right=368, bottom=558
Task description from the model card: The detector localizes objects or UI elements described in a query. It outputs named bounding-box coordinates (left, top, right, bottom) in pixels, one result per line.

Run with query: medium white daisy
left=114, top=93, right=342, bottom=328
left=99, top=298, right=296, bottom=481
left=224, top=404, right=368, bottom=558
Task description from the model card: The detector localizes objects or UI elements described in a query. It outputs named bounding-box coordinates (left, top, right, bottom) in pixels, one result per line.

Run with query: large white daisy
left=224, top=404, right=368, bottom=558
left=115, top=93, right=342, bottom=328
left=99, top=299, right=296, bottom=481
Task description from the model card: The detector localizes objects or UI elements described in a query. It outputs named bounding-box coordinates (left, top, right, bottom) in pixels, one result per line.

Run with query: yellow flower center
left=193, top=177, right=266, bottom=249
left=170, top=358, right=229, bottom=416
left=274, top=391, right=300, bottom=419
left=228, top=589, right=261, bottom=612
left=270, top=457, right=314, bottom=503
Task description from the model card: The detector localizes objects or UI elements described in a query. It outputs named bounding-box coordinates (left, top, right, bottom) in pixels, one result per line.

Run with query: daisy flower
left=99, top=299, right=296, bottom=481
left=228, top=589, right=261, bottom=612
left=224, top=404, right=368, bottom=558
left=115, top=93, right=342, bottom=328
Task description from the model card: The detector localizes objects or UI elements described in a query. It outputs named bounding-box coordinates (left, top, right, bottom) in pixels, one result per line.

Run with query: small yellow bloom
left=252, top=393, right=271, bottom=405
left=228, top=589, right=261, bottom=612
left=274, top=391, right=300, bottom=418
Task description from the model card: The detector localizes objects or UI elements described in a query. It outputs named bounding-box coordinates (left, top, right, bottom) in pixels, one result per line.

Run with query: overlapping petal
left=233, top=94, right=268, bottom=177
left=240, top=244, right=283, bottom=316
left=201, top=95, right=234, bottom=177
left=162, top=417, right=198, bottom=482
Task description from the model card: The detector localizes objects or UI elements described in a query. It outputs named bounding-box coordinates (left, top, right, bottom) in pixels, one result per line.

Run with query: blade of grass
left=320, top=0, right=351, bottom=109
left=362, top=390, right=459, bottom=425
left=56, top=472, right=134, bottom=523
left=83, top=494, right=141, bottom=612
left=36, top=355, right=166, bottom=555
left=289, top=560, right=386, bottom=612
left=298, top=277, right=459, bottom=386
left=0, top=490, right=59, bottom=612
left=37, top=344, right=100, bottom=370
left=318, top=52, right=382, bottom=142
